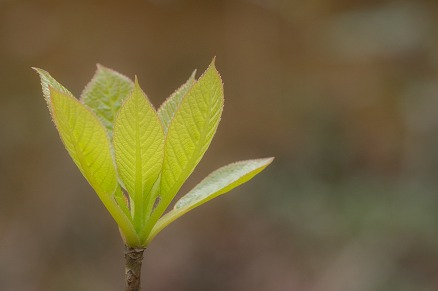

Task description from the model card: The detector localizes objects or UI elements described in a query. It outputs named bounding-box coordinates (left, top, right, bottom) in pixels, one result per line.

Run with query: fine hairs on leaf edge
left=34, top=59, right=273, bottom=249
left=35, top=60, right=274, bottom=290
left=47, top=86, right=141, bottom=246
left=112, top=76, right=165, bottom=233
left=80, top=63, right=134, bottom=102
left=142, top=60, right=225, bottom=240
left=146, top=157, right=274, bottom=243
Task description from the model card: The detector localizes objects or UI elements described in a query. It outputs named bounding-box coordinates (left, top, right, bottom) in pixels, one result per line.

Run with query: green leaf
left=158, top=70, right=196, bottom=134
left=113, top=78, right=165, bottom=232
left=33, top=68, right=73, bottom=107
left=114, top=186, right=131, bottom=220
left=49, top=87, right=139, bottom=246
left=149, top=60, right=224, bottom=228
left=147, top=158, right=274, bottom=243
left=81, top=64, right=134, bottom=138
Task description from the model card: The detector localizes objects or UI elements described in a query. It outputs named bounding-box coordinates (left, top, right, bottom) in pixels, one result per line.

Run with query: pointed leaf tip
left=33, top=67, right=73, bottom=107
left=142, top=61, right=225, bottom=238
left=49, top=86, right=118, bottom=196
left=146, top=157, right=273, bottom=243
left=174, top=157, right=273, bottom=210
left=113, top=78, right=164, bottom=233
left=48, top=87, right=139, bottom=245
left=158, top=70, right=197, bottom=133
left=81, top=64, right=134, bottom=137
left=157, top=61, right=224, bottom=216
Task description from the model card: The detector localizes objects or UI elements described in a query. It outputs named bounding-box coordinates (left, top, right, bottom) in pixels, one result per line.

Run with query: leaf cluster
left=35, top=60, right=273, bottom=247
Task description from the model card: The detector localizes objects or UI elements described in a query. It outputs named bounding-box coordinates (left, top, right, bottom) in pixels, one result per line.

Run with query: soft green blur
left=1, top=0, right=438, bottom=290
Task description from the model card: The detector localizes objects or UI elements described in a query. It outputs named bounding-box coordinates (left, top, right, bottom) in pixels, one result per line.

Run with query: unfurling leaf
left=81, top=64, right=134, bottom=137
left=147, top=158, right=274, bottom=242
left=49, top=87, right=139, bottom=245
left=113, top=79, right=164, bottom=231
left=33, top=68, right=73, bottom=108
left=36, top=59, right=272, bottom=249
left=152, top=61, right=224, bottom=229
left=51, top=88, right=118, bottom=195
left=158, top=70, right=196, bottom=133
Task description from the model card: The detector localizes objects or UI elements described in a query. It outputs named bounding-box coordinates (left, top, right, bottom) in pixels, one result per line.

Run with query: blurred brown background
left=1, top=0, right=438, bottom=290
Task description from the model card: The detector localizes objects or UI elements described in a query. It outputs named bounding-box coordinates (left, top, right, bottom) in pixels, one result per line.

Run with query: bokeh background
left=1, top=0, right=438, bottom=290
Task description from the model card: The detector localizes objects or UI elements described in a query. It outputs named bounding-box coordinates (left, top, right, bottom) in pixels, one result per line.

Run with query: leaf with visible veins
left=81, top=64, right=134, bottom=138
left=113, top=79, right=164, bottom=232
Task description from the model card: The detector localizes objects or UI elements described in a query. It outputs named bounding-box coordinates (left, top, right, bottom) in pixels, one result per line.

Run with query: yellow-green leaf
left=113, top=79, right=165, bottom=232
left=158, top=70, right=196, bottom=134
left=81, top=64, right=134, bottom=138
left=147, top=158, right=273, bottom=243
left=148, top=60, right=224, bottom=230
left=33, top=68, right=73, bottom=108
left=50, top=87, right=139, bottom=246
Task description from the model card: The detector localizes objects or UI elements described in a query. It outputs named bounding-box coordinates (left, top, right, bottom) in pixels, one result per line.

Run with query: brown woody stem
left=124, top=246, right=145, bottom=291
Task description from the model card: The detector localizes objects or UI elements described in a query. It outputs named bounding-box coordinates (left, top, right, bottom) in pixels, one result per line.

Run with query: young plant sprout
left=34, top=59, right=273, bottom=291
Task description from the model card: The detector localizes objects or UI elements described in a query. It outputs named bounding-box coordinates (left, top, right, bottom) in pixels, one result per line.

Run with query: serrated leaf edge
left=48, top=86, right=140, bottom=246
left=146, top=157, right=274, bottom=244
left=112, top=77, right=165, bottom=234
left=144, top=60, right=224, bottom=235
left=79, top=64, right=134, bottom=102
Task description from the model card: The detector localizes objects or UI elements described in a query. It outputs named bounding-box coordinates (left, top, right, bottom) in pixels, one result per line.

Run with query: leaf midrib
left=150, top=80, right=220, bottom=230
left=134, top=95, right=144, bottom=231
left=170, top=84, right=216, bottom=199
